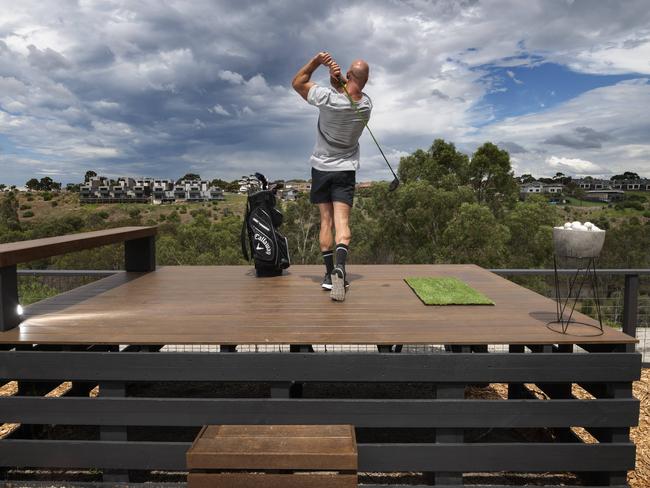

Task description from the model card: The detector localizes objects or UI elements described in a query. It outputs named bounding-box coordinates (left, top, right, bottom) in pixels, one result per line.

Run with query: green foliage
left=600, top=217, right=650, bottom=268
left=468, top=142, right=518, bottom=214
left=352, top=179, right=475, bottom=263
left=19, top=204, right=32, bottom=210
left=42, top=192, right=52, bottom=201
left=177, top=173, right=201, bottom=183
left=51, top=201, right=58, bottom=207
left=157, top=215, right=245, bottom=265
left=439, top=203, right=510, bottom=267
left=282, top=194, right=320, bottom=264
left=503, top=199, right=558, bottom=268
left=22, top=210, right=34, bottom=218
left=398, top=139, right=469, bottom=187
left=0, top=192, right=21, bottom=231
left=97, top=211, right=109, bottom=219
left=19, top=277, right=59, bottom=305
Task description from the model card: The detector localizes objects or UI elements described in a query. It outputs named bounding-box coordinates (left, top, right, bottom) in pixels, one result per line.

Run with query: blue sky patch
left=476, top=62, right=641, bottom=121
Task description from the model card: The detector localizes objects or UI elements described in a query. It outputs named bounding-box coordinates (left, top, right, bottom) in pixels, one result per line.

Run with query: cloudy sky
left=1, top=0, right=649, bottom=185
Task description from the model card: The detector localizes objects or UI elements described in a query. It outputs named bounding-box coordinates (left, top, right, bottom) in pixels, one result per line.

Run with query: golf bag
left=241, top=183, right=290, bottom=277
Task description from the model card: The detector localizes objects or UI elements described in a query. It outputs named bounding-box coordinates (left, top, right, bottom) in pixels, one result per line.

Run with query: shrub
left=26, top=196, right=34, bottom=202
left=19, top=204, right=31, bottom=210
left=97, top=211, right=109, bottom=219
left=51, top=201, right=58, bottom=207
left=643, top=210, right=650, bottom=219
left=129, top=208, right=141, bottom=218
left=42, top=192, right=52, bottom=201
left=22, top=210, right=34, bottom=218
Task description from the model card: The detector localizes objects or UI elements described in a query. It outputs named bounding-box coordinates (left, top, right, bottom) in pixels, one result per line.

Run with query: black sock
left=322, top=250, right=334, bottom=275
left=335, top=244, right=349, bottom=273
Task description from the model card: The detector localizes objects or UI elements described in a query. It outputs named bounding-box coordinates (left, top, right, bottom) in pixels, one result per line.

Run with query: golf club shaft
left=337, top=77, right=399, bottom=180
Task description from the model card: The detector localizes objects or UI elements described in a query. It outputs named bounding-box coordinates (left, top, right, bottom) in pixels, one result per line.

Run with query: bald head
left=348, top=59, right=369, bottom=88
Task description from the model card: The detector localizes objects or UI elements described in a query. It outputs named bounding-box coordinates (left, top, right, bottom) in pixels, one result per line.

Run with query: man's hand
left=329, top=61, right=342, bottom=81
left=315, top=51, right=333, bottom=66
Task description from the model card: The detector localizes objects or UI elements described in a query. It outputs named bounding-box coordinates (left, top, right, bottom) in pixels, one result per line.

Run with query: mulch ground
left=1, top=370, right=649, bottom=487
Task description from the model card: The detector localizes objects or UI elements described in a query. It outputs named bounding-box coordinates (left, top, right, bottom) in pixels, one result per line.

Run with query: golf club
left=336, top=73, right=400, bottom=192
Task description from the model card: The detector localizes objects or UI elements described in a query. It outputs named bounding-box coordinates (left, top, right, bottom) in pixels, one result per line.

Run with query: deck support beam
left=124, top=236, right=156, bottom=272
left=99, top=374, right=128, bottom=482
left=0, top=265, right=20, bottom=332
left=435, top=381, right=465, bottom=485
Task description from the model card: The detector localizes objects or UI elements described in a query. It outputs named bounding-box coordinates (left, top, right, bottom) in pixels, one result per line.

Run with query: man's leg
left=330, top=201, right=351, bottom=301
left=318, top=203, right=335, bottom=289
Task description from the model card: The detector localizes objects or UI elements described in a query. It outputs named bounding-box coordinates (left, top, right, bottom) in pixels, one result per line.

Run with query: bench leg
left=124, top=236, right=156, bottom=272
left=0, top=265, right=20, bottom=332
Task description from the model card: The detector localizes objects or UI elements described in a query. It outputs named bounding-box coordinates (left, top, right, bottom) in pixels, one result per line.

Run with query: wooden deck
left=1, top=264, right=635, bottom=345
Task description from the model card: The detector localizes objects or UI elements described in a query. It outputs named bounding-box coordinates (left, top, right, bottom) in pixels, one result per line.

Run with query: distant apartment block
left=519, top=181, right=565, bottom=195
left=574, top=178, right=650, bottom=191
left=80, top=176, right=224, bottom=204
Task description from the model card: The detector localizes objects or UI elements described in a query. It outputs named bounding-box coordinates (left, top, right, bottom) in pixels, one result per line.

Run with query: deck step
left=187, top=424, right=358, bottom=487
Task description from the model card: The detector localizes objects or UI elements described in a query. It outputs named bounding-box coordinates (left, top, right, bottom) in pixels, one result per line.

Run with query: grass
left=405, top=276, right=494, bottom=305
left=7, top=191, right=248, bottom=226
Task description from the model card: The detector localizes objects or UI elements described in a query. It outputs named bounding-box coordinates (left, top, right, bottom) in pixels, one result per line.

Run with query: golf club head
left=388, top=178, right=400, bottom=192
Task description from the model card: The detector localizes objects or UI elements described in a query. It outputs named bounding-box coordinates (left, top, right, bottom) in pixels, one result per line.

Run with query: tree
left=177, top=173, right=201, bottom=183
left=398, top=139, right=470, bottom=187
left=439, top=202, right=510, bottom=267
left=39, top=177, right=56, bottom=191
left=519, top=174, right=535, bottom=184
left=26, top=178, right=40, bottom=191
left=353, top=180, right=475, bottom=264
left=468, top=142, right=519, bottom=214
left=84, top=170, right=97, bottom=182
left=282, top=194, right=321, bottom=264
left=210, top=178, right=229, bottom=189
left=611, top=172, right=640, bottom=181
left=504, top=199, right=558, bottom=268
left=0, top=191, right=21, bottom=231
left=227, top=180, right=242, bottom=192
left=0, top=184, right=6, bottom=191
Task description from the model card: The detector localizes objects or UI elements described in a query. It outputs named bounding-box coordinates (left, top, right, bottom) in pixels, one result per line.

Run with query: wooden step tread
left=187, top=425, right=357, bottom=470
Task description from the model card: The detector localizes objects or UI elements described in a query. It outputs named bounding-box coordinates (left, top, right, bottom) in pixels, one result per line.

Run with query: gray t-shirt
left=307, top=84, right=372, bottom=172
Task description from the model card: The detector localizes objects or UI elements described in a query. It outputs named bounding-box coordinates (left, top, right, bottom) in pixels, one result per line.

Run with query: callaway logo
left=253, top=233, right=272, bottom=256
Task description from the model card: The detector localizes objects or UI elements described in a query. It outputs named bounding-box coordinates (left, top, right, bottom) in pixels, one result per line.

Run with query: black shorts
left=310, top=168, right=356, bottom=207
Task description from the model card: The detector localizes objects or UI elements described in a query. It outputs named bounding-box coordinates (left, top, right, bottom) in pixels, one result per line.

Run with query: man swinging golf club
left=292, top=52, right=372, bottom=301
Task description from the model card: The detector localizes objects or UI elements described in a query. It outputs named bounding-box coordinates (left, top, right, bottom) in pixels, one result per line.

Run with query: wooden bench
left=0, top=226, right=157, bottom=331
left=187, top=425, right=358, bottom=488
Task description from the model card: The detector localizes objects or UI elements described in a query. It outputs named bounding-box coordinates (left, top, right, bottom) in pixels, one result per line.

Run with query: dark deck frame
left=0, top=230, right=642, bottom=486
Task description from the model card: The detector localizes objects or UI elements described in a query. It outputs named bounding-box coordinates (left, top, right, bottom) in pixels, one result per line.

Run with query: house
left=584, top=190, right=625, bottom=202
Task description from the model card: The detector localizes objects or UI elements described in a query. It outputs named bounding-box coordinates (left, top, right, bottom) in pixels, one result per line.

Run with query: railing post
left=0, top=265, right=20, bottom=331
left=622, top=274, right=639, bottom=339
left=124, top=236, right=156, bottom=272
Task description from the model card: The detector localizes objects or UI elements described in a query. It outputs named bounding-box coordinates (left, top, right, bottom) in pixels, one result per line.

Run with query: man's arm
left=329, top=61, right=345, bottom=93
left=292, top=52, right=331, bottom=101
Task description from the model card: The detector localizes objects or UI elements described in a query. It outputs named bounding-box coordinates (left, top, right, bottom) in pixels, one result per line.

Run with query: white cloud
left=209, top=104, right=230, bottom=116
left=547, top=155, right=603, bottom=174
left=0, top=0, right=650, bottom=183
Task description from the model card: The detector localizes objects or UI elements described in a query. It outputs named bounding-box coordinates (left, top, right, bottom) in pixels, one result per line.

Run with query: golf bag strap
left=240, top=199, right=250, bottom=261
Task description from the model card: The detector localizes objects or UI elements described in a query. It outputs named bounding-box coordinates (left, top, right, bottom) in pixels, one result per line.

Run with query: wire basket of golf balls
left=552, top=221, right=606, bottom=259
left=549, top=221, right=606, bottom=336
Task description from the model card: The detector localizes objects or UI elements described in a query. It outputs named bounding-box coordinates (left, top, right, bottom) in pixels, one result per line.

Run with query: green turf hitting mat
left=405, top=276, right=494, bottom=306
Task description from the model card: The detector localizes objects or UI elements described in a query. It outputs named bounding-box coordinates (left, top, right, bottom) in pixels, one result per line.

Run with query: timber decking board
left=0, top=264, right=635, bottom=345
left=0, top=226, right=156, bottom=267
